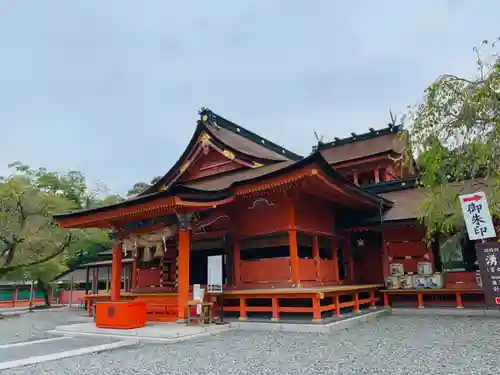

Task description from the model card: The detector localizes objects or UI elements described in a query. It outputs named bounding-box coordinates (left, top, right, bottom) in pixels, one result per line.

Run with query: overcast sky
left=1, top=1, right=498, bottom=195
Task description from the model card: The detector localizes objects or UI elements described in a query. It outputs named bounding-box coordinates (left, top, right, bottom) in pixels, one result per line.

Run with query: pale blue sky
left=1, top=1, right=498, bottom=195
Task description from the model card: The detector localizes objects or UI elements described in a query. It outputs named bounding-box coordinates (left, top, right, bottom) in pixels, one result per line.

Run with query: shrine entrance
left=189, top=247, right=227, bottom=286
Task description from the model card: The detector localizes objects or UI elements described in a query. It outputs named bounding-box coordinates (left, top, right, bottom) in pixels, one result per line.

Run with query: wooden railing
left=222, top=285, right=381, bottom=321
left=381, top=288, right=484, bottom=309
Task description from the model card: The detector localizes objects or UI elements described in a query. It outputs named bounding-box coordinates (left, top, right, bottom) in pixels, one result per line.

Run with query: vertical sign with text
left=207, top=255, right=223, bottom=294
left=475, top=242, right=500, bottom=308
left=459, top=191, right=496, bottom=240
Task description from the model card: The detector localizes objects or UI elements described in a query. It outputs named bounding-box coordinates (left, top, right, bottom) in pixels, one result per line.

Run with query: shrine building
left=53, top=108, right=493, bottom=324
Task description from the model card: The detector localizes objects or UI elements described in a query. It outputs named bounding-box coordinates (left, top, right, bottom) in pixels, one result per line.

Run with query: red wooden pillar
left=312, top=295, right=321, bottom=321
left=331, top=238, right=340, bottom=282
left=110, top=241, right=123, bottom=301
left=233, top=238, right=241, bottom=288
left=312, top=235, right=320, bottom=281
left=381, top=229, right=389, bottom=281
left=177, top=228, right=191, bottom=320
left=289, top=230, right=300, bottom=286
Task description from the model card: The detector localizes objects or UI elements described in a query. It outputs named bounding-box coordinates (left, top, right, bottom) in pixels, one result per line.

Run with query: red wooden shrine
left=54, top=108, right=494, bottom=325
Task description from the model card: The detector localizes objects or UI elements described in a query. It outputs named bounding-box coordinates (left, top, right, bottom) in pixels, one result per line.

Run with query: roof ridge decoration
left=317, top=123, right=404, bottom=150
left=198, top=108, right=302, bottom=161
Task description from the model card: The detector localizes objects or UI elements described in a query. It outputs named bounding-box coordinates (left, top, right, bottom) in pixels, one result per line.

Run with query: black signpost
left=475, top=242, right=500, bottom=308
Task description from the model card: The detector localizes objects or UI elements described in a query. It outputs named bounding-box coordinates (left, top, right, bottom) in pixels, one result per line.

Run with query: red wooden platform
left=83, top=284, right=383, bottom=322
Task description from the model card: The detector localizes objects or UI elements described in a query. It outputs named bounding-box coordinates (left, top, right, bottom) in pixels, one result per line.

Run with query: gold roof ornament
left=223, top=150, right=235, bottom=160
left=252, top=161, right=264, bottom=168
left=200, top=132, right=211, bottom=146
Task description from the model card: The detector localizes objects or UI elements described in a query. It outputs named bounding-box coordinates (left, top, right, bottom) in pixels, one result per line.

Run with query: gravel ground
left=2, top=314, right=500, bottom=375
left=0, top=309, right=90, bottom=345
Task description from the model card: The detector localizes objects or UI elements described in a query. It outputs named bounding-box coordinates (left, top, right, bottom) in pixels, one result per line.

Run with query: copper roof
left=379, top=179, right=490, bottom=222
left=379, top=188, right=426, bottom=221
left=320, top=131, right=406, bottom=165
left=184, top=161, right=295, bottom=190
left=205, top=123, right=292, bottom=162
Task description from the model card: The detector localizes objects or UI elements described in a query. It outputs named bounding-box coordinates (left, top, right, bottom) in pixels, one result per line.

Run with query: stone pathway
left=0, top=335, right=135, bottom=370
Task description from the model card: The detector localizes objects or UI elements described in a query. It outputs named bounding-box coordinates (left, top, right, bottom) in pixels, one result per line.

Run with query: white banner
left=207, top=255, right=223, bottom=294
left=460, top=191, right=496, bottom=240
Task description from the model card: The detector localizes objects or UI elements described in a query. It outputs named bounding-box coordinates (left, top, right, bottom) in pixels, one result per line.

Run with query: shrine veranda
left=52, top=109, right=499, bottom=325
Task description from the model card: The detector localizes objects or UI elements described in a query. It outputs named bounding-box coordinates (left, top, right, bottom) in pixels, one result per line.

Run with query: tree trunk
left=36, top=278, right=51, bottom=307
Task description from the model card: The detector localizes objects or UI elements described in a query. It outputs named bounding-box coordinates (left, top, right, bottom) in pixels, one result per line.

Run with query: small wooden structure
left=187, top=300, right=214, bottom=325
left=51, top=108, right=496, bottom=327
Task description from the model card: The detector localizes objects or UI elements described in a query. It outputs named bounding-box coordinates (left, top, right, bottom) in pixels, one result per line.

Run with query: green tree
left=0, top=163, right=116, bottom=305
left=7, top=161, right=110, bottom=209
left=0, top=174, right=75, bottom=277
left=407, top=38, right=500, bottom=238
left=127, top=176, right=162, bottom=197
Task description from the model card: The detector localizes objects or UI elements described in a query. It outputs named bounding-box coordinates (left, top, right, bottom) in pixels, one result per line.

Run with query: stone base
left=390, top=307, right=500, bottom=317
left=48, top=321, right=234, bottom=344
left=230, top=309, right=389, bottom=333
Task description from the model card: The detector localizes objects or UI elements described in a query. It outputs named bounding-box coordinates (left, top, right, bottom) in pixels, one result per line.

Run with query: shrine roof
left=182, top=152, right=392, bottom=207
left=142, top=108, right=301, bottom=195
left=357, top=178, right=491, bottom=224
left=203, top=112, right=301, bottom=161
left=318, top=124, right=406, bottom=165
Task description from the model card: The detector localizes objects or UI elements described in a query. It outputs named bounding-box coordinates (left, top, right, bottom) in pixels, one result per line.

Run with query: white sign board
left=192, top=284, right=205, bottom=314
left=459, top=191, right=496, bottom=240
left=207, top=255, right=223, bottom=294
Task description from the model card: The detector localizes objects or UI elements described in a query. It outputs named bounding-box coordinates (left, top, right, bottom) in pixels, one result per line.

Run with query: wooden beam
left=110, top=242, right=122, bottom=301
left=177, top=229, right=191, bottom=320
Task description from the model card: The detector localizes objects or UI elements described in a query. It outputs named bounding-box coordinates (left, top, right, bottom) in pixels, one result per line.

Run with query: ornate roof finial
left=198, top=107, right=220, bottom=130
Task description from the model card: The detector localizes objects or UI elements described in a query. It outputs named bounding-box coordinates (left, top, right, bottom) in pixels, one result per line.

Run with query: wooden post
left=233, top=238, right=241, bottom=288
left=110, top=241, right=123, bottom=301
left=353, top=292, right=360, bottom=312
left=456, top=292, right=464, bottom=309
left=177, top=228, right=191, bottom=320
left=312, top=296, right=321, bottom=321
left=131, top=256, right=137, bottom=289
left=334, top=294, right=340, bottom=317
left=288, top=230, right=300, bottom=286
left=331, top=238, right=340, bottom=281
left=417, top=292, right=424, bottom=308
left=271, top=297, right=280, bottom=322
left=343, top=240, right=355, bottom=283
left=239, top=297, right=247, bottom=320
left=369, top=290, right=376, bottom=308
left=381, top=229, right=389, bottom=281
left=312, top=236, right=320, bottom=280
left=84, top=267, right=90, bottom=295
left=383, top=292, right=390, bottom=308
left=68, top=276, right=74, bottom=308
left=13, top=287, right=18, bottom=307
left=95, top=267, right=100, bottom=294
left=29, top=280, right=34, bottom=311
left=105, top=267, right=110, bottom=292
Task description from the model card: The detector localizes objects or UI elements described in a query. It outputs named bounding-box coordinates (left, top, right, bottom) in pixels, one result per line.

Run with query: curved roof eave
left=53, top=151, right=392, bottom=224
